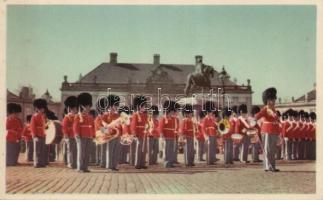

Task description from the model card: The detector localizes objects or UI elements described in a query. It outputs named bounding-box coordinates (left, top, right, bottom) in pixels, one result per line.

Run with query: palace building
left=60, top=53, right=253, bottom=114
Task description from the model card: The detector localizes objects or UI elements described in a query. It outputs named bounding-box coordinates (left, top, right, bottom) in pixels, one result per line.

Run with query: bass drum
left=45, top=120, right=63, bottom=145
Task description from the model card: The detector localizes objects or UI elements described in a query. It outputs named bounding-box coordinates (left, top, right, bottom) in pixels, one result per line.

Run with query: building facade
left=275, top=85, right=316, bottom=113
left=61, top=53, right=253, bottom=113
left=7, top=87, right=61, bottom=121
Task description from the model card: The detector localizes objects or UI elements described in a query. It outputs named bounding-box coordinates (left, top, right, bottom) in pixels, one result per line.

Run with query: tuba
left=94, top=112, right=130, bottom=145
left=217, top=118, right=231, bottom=136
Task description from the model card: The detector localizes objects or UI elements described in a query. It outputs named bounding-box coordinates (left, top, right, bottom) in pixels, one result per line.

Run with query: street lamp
left=218, top=66, right=230, bottom=110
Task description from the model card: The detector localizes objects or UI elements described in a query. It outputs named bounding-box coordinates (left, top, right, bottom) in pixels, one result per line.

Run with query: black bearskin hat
left=45, top=109, right=58, bottom=120
left=231, top=105, right=238, bottom=114
left=309, top=112, right=316, bottom=120
left=64, top=96, right=78, bottom=109
left=163, top=100, right=177, bottom=112
left=204, top=101, right=215, bottom=113
left=118, top=106, right=130, bottom=115
left=262, top=87, right=277, bottom=105
left=286, top=109, right=294, bottom=117
left=238, top=104, right=248, bottom=114
left=292, top=110, right=299, bottom=118
left=150, top=105, right=159, bottom=116
left=133, top=95, right=147, bottom=110
left=107, top=95, right=120, bottom=108
left=276, top=110, right=281, bottom=117
left=77, top=93, right=92, bottom=107
left=222, top=107, right=232, bottom=118
left=251, top=105, right=260, bottom=115
left=33, top=98, right=48, bottom=109
left=26, top=114, right=32, bottom=122
left=89, top=109, right=97, bottom=118
left=199, top=110, right=206, bottom=119
left=282, top=112, right=288, bottom=120
left=182, top=104, right=194, bottom=115
left=96, top=96, right=108, bottom=112
left=303, top=112, right=309, bottom=119
left=299, top=110, right=305, bottom=118
left=7, top=103, right=22, bottom=114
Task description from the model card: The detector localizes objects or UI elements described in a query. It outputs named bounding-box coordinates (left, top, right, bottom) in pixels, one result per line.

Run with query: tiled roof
left=295, top=89, right=316, bottom=102
left=78, top=63, right=237, bottom=86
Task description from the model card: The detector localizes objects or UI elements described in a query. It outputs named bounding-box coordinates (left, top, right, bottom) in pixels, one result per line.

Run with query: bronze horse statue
left=184, top=63, right=215, bottom=96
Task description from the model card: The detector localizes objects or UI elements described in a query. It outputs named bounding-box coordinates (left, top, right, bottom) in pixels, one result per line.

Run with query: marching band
left=6, top=87, right=317, bottom=173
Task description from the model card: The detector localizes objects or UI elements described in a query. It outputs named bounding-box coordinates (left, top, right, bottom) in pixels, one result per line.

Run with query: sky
left=6, top=5, right=316, bottom=104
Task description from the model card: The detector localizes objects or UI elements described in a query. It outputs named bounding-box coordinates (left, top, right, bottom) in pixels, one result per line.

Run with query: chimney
left=292, top=96, right=295, bottom=102
left=110, top=52, right=118, bottom=64
left=153, top=54, right=160, bottom=65
left=195, top=55, right=203, bottom=65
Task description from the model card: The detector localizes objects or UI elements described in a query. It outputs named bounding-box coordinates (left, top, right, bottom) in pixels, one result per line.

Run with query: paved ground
left=6, top=153, right=315, bottom=194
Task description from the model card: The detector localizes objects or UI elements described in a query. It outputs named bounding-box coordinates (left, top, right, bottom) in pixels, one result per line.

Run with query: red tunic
left=22, top=123, right=32, bottom=142
left=180, top=117, right=195, bottom=138
left=151, top=118, right=160, bottom=138
left=130, top=112, right=148, bottom=139
left=289, top=121, right=297, bottom=139
left=201, top=115, right=217, bottom=136
left=255, top=106, right=280, bottom=134
left=62, top=113, right=75, bottom=138
left=73, top=114, right=95, bottom=138
left=158, top=116, right=177, bottom=139
left=6, top=115, right=23, bottom=143
left=196, top=123, right=205, bottom=141
left=223, top=118, right=236, bottom=140
left=30, top=112, right=46, bottom=138
left=281, top=120, right=291, bottom=138
left=235, top=116, right=249, bottom=135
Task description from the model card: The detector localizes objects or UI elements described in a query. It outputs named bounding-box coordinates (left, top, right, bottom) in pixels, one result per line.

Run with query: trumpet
left=217, top=118, right=231, bottom=136
left=94, top=112, right=130, bottom=145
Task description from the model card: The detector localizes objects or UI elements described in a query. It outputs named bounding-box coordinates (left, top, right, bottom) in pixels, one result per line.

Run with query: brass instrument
left=120, top=134, right=136, bottom=145
left=142, top=111, right=154, bottom=152
left=94, top=112, right=130, bottom=145
left=217, top=118, right=231, bottom=136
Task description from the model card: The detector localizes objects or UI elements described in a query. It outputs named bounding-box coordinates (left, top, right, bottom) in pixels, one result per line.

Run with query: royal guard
left=308, top=112, right=316, bottom=160
left=202, top=101, right=218, bottom=165
left=281, top=109, right=293, bottom=160
left=303, top=112, right=310, bottom=160
left=221, top=107, right=234, bottom=165
left=62, top=96, right=78, bottom=169
left=22, top=115, right=33, bottom=162
left=131, top=95, right=148, bottom=169
left=196, top=111, right=206, bottom=162
left=95, top=97, right=107, bottom=168
left=180, top=104, right=195, bottom=167
left=297, top=110, right=306, bottom=160
left=31, top=99, right=48, bottom=168
left=291, top=111, right=301, bottom=160
left=159, top=100, right=177, bottom=168
left=147, top=105, right=160, bottom=165
left=128, top=106, right=137, bottom=166
left=73, top=93, right=95, bottom=172
left=255, top=87, right=280, bottom=172
left=235, top=104, right=250, bottom=164
left=89, top=109, right=98, bottom=164
left=105, top=95, right=122, bottom=171
left=275, top=111, right=283, bottom=160
left=173, top=103, right=180, bottom=164
left=118, top=106, right=130, bottom=164
left=6, top=103, right=23, bottom=166
left=250, top=106, right=262, bottom=163
left=231, top=106, right=240, bottom=161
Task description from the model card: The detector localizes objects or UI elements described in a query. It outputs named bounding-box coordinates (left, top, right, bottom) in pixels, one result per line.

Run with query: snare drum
left=45, top=120, right=63, bottom=145
left=231, top=133, right=243, bottom=144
